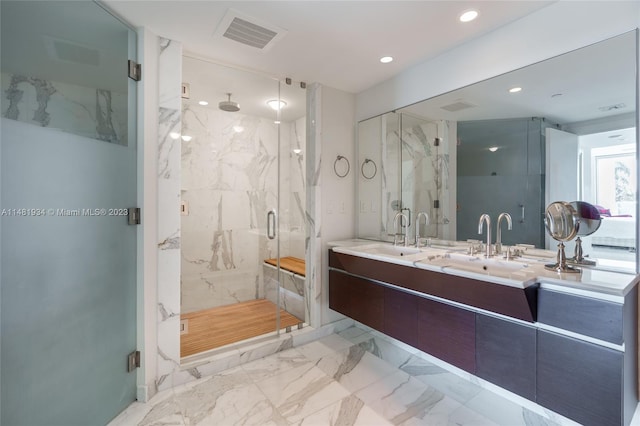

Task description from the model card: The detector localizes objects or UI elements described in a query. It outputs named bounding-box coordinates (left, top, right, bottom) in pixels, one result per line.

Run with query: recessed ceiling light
left=233, top=125, right=244, bottom=133
left=181, top=135, right=192, bottom=142
left=459, top=10, right=478, bottom=22
left=489, top=147, right=498, bottom=152
left=169, top=132, right=181, bottom=140
left=293, top=148, right=302, bottom=154
left=198, top=100, right=209, bottom=106
left=267, top=99, right=287, bottom=110
left=380, top=56, right=393, bottom=64
left=274, top=120, right=281, bottom=124
left=509, top=87, right=522, bottom=93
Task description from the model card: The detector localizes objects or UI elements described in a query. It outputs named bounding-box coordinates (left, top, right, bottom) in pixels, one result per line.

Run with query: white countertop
left=330, top=240, right=639, bottom=301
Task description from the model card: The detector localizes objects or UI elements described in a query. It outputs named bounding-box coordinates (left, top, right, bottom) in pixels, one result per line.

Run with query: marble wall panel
left=305, top=83, right=322, bottom=328
left=156, top=37, right=182, bottom=393
left=384, top=117, right=453, bottom=241
left=180, top=99, right=306, bottom=314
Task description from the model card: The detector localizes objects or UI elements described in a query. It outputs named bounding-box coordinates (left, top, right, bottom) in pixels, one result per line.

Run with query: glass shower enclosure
left=179, top=57, right=306, bottom=357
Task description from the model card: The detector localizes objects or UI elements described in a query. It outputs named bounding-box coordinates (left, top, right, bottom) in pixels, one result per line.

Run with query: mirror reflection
left=357, top=31, right=637, bottom=271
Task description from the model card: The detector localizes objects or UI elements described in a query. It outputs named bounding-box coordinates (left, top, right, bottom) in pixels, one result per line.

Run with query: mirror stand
left=545, top=242, right=581, bottom=273
left=569, top=237, right=597, bottom=266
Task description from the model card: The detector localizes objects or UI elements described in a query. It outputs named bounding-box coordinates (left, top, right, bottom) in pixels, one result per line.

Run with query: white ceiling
left=1, top=1, right=634, bottom=127
left=104, top=1, right=555, bottom=94
left=400, top=31, right=637, bottom=125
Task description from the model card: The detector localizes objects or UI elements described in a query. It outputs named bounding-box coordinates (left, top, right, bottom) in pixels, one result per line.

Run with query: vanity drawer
left=537, top=288, right=623, bottom=344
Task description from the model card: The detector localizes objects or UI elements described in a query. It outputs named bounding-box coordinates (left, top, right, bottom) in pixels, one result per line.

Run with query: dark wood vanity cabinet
left=417, top=298, right=475, bottom=373
left=328, top=269, right=384, bottom=330
left=538, top=288, right=623, bottom=344
left=535, top=287, right=638, bottom=426
left=383, top=287, right=418, bottom=347
left=329, top=267, right=476, bottom=371
left=475, top=314, right=536, bottom=401
left=537, top=330, right=623, bottom=426
left=328, top=250, right=637, bottom=426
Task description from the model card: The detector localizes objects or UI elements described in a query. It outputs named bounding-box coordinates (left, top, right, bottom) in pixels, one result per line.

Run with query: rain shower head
left=219, top=93, right=240, bottom=112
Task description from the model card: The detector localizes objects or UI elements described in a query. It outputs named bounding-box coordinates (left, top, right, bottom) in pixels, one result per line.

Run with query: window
left=594, top=144, right=636, bottom=216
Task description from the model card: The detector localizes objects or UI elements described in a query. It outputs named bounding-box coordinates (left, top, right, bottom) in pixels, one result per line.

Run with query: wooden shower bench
left=264, top=256, right=305, bottom=276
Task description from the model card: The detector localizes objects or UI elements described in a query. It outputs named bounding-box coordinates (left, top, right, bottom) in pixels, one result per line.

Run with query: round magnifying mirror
left=569, top=201, right=601, bottom=236
left=568, top=201, right=601, bottom=266
left=544, top=201, right=581, bottom=273
left=544, top=201, right=580, bottom=242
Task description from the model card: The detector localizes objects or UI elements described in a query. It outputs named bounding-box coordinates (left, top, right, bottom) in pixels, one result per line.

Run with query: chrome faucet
left=415, top=212, right=430, bottom=247
left=495, top=212, right=513, bottom=255
left=477, top=213, right=492, bottom=258
left=393, top=212, right=410, bottom=246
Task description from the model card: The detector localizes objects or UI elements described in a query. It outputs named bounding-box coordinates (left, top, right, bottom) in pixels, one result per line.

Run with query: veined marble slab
left=111, top=325, right=590, bottom=426
left=1, top=72, right=127, bottom=145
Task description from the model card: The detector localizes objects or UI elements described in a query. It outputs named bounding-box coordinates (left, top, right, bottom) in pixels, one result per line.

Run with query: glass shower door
left=1, top=2, right=138, bottom=425
left=180, top=58, right=285, bottom=352
left=400, top=113, right=442, bottom=241
left=275, top=79, right=307, bottom=328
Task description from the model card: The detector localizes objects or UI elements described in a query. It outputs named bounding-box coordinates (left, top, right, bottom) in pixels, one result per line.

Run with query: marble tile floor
left=111, top=325, right=632, bottom=426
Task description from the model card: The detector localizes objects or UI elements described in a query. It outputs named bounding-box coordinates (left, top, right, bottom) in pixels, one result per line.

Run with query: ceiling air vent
left=214, top=9, right=287, bottom=51
left=44, top=36, right=100, bottom=66
left=440, top=100, right=477, bottom=112
left=224, top=17, right=277, bottom=49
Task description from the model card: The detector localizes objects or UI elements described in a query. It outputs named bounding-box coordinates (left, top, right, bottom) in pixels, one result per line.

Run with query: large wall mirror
left=357, top=30, right=637, bottom=271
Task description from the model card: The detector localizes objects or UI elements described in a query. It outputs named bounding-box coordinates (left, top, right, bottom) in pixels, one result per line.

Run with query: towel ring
left=361, top=158, right=377, bottom=179
left=334, top=155, right=350, bottom=178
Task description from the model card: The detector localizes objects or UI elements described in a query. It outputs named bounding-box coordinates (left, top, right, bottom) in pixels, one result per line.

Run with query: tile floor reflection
left=111, top=326, right=585, bottom=426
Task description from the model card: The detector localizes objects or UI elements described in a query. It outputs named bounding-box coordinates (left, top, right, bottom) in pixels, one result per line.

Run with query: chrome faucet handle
left=495, top=212, right=513, bottom=255
left=393, top=212, right=409, bottom=246
left=415, top=212, right=430, bottom=248
left=504, top=246, right=511, bottom=261
left=477, top=213, right=492, bottom=258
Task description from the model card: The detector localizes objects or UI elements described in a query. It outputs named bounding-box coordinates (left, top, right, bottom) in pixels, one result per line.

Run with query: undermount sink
left=333, top=243, right=447, bottom=262
left=436, top=253, right=531, bottom=275
left=356, top=244, right=422, bottom=257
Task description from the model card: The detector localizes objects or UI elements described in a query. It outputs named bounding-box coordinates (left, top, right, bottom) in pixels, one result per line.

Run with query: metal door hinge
left=127, top=350, right=140, bottom=372
left=181, top=83, right=190, bottom=99
left=433, top=200, right=440, bottom=209
left=128, top=60, right=141, bottom=81
left=434, top=138, right=441, bottom=147
left=128, top=207, right=141, bottom=225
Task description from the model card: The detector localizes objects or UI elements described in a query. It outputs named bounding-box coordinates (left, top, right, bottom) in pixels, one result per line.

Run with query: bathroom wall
left=180, top=100, right=306, bottom=314
left=137, top=27, right=160, bottom=402
left=306, top=84, right=357, bottom=326
left=1, top=72, right=127, bottom=145
left=155, top=37, right=182, bottom=393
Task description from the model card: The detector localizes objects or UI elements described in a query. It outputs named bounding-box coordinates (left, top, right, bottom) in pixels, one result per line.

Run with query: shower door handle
left=267, top=209, right=277, bottom=240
